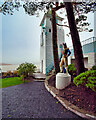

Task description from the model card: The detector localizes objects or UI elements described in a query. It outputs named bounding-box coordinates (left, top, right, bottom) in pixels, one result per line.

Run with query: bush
left=2, top=72, right=7, bottom=78
left=13, top=70, right=18, bottom=77
left=0, top=68, right=1, bottom=76
left=91, top=65, right=96, bottom=70
left=68, top=64, right=76, bottom=76
left=7, top=71, right=13, bottom=77
left=73, top=70, right=96, bottom=92
left=17, top=62, right=36, bottom=78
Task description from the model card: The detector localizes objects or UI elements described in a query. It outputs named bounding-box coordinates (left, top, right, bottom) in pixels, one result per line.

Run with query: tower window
left=49, top=29, right=51, bottom=32
left=40, top=32, right=44, bottom=46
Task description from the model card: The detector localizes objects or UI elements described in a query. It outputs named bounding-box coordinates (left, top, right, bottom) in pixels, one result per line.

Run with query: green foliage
left=0, top=1, right=21, bottom=15
left=0, top=1, right=95, bottom=34
left=68, top=64, right=76, bottom=76
left=7, top=71, right=13, bottom=76
left=17, top=62, right=36, bottom=77
left=73, top=70, right=96, bottom=92
left=91, top=65, right=96, bottom=70
left=2, top=72, right=7, bottom=77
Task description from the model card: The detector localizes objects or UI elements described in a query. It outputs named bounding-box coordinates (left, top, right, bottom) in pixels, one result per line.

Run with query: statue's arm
left=68, top=49, right=71, bottom=56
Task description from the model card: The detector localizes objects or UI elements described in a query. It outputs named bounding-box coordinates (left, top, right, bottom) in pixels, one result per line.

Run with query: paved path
left=2, top=81, right=85, bottom=119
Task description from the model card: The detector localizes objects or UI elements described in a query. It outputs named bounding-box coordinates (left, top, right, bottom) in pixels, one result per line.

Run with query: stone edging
left=34, top=79, right=45, bottom=82
left=44, top=75, right=96, bottom=120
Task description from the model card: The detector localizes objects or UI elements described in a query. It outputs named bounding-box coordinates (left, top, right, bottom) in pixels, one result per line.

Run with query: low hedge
left=2, top=70, right=18, bottom=78
left=73, top=70, right=96, bottom=92
left=68, top=64, right=76, bottom=76
left=91, top=65, right=96, bottom=70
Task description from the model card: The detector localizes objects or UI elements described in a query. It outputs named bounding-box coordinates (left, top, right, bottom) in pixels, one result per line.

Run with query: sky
left=0, top=1, right=94, bottom=65
left=1, top=2, right=44, bottom=65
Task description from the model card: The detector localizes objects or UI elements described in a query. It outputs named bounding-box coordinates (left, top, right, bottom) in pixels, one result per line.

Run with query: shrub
left=2, top=72, right=7, bottom=77
left=73, top=70, right=96, bottom=92
left=68, top=64, right=76, bottom=76
left=17, top=62, right=36, bottom=78
left=91, top=65, right=96, bottom=70
left=0, top=68, right=1, bottom=76
left=13, top=70, right=18, bottom=77
left=7, top=71, right=13, bottom=77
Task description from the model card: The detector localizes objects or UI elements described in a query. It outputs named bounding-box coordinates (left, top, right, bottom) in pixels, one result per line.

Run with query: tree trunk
left=51, top=9, right=60, bottom=74
left=23, top=73, right=24, bottom=82
left=64, top=2, right=85, bottom=75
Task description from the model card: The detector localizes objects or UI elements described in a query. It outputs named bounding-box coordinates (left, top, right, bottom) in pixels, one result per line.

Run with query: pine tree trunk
left=51, top=9, right=60, bottom=74
left=23, top=73, right=24, bottom=82
left=64, top=2, right=85, bottom=75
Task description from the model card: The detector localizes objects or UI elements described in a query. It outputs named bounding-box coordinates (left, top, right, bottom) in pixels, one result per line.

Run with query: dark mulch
left=24, top=76, right=34, bottom=82
left=48, top=75, right=96, bottom=114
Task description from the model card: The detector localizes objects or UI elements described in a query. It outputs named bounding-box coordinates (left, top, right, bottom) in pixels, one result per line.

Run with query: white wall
left=46, top=17, right=64, bottom=74
left=94, top=11, right=96, bottom=37
left=40, top=14, right=65, bottom=74
left=40, top=18, right=47, bottom=74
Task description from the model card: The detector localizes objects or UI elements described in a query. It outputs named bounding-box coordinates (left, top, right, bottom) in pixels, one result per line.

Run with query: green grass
left=1, top=77, right=25, bottom=88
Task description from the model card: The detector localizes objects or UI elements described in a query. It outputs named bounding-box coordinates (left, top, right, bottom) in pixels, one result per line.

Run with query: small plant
left=68, top=64, right=76, bottom=76
left=91, top=65, right=96, bottom=70
left=13, top=70, right=18, bottom=77
left=7, top=71, right=13, bottom=77
left=2, top=72, right=7, bottom=78
left=0, top=68, right=1, bottom=76
left=73, top=70, right=96, bottom=92
left=17, top=62, right=36, bottom=80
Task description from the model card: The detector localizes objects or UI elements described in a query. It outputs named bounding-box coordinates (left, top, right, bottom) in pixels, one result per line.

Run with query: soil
left=48, top=75, right=96, bottom=114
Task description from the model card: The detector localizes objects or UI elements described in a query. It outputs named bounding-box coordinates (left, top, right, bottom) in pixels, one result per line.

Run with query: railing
left=81, top=37, right=96, bottom=46
left=46, top=61, right=54, bottom=75
left=69, top=37, right=96, bottom=56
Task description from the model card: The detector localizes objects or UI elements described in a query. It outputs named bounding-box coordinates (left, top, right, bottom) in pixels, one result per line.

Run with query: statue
left=60, top=43, right=71, bottom=74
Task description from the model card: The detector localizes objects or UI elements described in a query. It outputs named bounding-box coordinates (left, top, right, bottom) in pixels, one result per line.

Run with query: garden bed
left=48, top=75, right=96, bottom=114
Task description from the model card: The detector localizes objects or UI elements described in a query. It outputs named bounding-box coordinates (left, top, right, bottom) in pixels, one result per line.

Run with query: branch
left=52, top=4, right=65, bottom=11
left=56, top=23, right=69, bottom=28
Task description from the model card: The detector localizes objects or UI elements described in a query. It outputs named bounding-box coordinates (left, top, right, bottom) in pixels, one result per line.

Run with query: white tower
left=40, top=10, right=65, bottom=75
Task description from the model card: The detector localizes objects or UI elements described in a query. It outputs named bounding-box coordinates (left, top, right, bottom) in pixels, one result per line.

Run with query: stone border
left=34, top=79, right=45, bottom=82
left=44, top=75, right=96, bottom=120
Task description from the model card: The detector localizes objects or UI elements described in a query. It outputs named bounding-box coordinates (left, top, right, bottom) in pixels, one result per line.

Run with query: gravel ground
left=2, top=81, right=85, bottom=119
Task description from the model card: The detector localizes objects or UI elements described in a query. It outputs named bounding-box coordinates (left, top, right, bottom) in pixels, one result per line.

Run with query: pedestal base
left=56, top=73, right=71, bottom=90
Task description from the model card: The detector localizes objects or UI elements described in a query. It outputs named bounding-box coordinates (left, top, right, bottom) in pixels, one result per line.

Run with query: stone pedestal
left=56, top=73, right=71, bottom=90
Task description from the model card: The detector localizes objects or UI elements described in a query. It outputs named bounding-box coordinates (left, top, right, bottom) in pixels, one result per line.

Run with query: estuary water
left=0, top=64, right=40, bottom=73
left=0, top=64, right=19, bottom=72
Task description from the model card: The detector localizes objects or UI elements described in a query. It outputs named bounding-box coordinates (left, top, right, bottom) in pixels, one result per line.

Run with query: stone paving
left=32, top=73, right=46, bottom=79
left=2, top=81, right=85, bottom=119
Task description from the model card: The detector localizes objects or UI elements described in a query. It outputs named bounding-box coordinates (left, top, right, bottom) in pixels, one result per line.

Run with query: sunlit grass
left=1, top=77, right=26, bottom=88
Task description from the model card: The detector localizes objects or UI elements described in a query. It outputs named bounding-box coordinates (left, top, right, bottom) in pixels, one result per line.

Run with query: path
left=2, top=81, right=85, bottom=119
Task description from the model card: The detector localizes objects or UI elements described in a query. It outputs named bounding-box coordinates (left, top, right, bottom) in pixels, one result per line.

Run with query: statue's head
left=63, top=43, right=67, bottom=48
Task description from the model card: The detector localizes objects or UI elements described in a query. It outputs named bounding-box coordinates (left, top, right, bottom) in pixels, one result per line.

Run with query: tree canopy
left=0, top=1, right=95, bottom=33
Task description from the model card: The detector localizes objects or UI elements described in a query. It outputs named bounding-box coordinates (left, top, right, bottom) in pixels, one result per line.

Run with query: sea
left=0, top=64, right=40, bottom=73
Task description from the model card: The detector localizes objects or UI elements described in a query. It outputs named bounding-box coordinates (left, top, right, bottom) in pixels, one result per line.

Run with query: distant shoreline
left=0, top=63, right=40, bottom=66
left=0, top=63, right=40, bottom=72
left=0, top=63, right=12, bottom=65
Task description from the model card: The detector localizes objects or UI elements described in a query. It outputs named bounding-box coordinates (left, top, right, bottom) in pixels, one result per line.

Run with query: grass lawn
left=1, top=77, right=25, bottom=88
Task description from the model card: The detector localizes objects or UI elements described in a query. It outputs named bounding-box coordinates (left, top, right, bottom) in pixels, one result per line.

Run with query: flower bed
left=2, top=70, right=19, bottom=78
